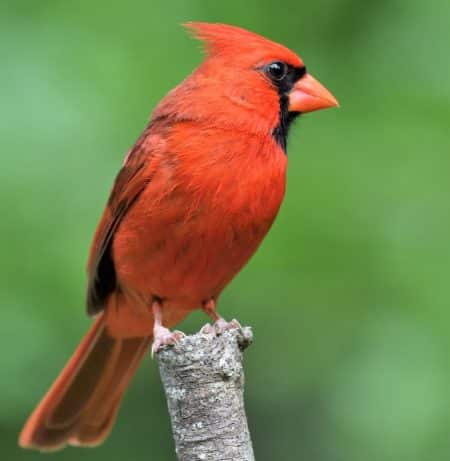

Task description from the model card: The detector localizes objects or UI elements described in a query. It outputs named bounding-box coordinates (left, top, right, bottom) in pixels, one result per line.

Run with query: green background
left=2, top=1, right=449, bottom=460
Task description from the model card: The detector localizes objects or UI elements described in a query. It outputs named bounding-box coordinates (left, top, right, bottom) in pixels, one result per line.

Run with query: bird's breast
left=113, top=125, right=287, bottom=311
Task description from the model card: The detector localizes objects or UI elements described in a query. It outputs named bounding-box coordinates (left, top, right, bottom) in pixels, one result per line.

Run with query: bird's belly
left=113, top=199, right=278, bottom=311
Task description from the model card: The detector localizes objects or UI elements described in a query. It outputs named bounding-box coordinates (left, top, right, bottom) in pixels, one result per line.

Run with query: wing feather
left=86, top=126, right=155, bottom=315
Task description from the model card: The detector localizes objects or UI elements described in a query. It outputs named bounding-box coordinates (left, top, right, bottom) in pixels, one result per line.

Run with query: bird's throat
left=272, top=96, right=300, bottom=153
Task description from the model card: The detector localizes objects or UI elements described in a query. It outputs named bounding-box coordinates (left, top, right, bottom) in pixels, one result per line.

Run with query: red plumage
left=19, top=22, right=337, bottom=450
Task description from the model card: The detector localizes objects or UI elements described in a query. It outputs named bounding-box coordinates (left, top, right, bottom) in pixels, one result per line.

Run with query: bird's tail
left=19, top=312, right=151, bottom=451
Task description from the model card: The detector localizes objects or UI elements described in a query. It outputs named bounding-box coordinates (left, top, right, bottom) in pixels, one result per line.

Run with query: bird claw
left=214, top=318, right=241, bottom=335
left=200, top=323, right=216, bottom=337
left=151, top=328, right=185, bottom=357
left=151, top=319, right=242, bottom=356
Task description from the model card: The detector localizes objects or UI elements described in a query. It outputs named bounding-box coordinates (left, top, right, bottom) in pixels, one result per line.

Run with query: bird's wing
left=86, top=126, right=154, bottom=316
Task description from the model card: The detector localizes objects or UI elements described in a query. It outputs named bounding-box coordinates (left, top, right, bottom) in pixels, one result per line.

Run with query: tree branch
left=157, top=325, right=255, bottom=461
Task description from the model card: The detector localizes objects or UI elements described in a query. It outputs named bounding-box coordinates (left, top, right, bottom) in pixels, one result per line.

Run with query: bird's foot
left=151, top=327, right=185, bottom=357
left=214, top=318, right=241, bottom=335
left=200, top=322, right=216, bottom=336
left=200, top=318, right=241, bottom=337
left=202, top=298, right=241, bottom=334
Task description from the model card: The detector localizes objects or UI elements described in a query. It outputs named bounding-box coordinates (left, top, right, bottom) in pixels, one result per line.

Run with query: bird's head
left=154, top=22, right=338, bottom=152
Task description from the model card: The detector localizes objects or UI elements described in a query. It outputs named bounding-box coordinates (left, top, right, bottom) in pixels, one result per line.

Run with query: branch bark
left=157, top=325, right=255, bottom=461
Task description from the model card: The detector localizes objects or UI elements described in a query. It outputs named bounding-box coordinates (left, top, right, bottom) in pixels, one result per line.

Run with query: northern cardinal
left=19, top=22, right=338, bottom=451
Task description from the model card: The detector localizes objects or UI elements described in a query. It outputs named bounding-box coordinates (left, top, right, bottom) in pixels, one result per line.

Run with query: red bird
left=19, top=22, right=338, bottom=450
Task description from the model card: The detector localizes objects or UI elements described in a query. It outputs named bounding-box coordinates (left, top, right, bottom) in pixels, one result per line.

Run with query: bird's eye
left=265, top=61, right=288, bottom=81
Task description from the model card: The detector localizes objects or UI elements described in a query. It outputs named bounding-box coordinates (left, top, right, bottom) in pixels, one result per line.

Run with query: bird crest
left=184, top=22, right=303, bottom=68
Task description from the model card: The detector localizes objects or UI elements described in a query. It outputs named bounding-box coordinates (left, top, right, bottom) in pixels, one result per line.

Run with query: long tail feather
left=19, top=313, right=151, bottom=451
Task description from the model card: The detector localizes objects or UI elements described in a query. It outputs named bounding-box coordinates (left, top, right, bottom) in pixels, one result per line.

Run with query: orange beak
left=288, top=73, right=339, bottom=113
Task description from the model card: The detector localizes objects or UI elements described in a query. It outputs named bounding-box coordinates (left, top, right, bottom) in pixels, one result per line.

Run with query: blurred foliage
left=1, top=1, right=449, bottom=460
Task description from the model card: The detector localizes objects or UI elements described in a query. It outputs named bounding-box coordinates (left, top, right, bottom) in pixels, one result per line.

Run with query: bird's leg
left=201, top=298, right=241, bottom=334
left=151, top=299, right=185, bottom=356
